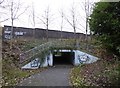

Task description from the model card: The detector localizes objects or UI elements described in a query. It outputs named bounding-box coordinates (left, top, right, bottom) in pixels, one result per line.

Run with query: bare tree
left=10, top=0, right=28, bottom=37
left=85, top=0, right=90, bottom=42
left=63, top=3, right=78, bottom=47
left=59, top=9, right=64, bottom=40
left=37, top=6, right=54, bottom=41
left=0, top=0, right=5, bottom=7
left=28, top=3, right=36, bottom=40
left=6, top=0, right=28, bottom=48
left=83, top=0, right=95, bottom=49
left=88, top=2, right=95, bottom=41
left=0, top=0, right=10, bottom=22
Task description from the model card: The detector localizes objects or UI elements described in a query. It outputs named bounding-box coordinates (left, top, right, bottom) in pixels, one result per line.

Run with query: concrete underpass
left=21, top=50, right=99, bottom=69
left=53, top=52, right=75, bottom=65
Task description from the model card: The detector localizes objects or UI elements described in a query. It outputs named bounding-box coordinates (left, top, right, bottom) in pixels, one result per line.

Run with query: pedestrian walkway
left=18, top=65, right=73, bottom=86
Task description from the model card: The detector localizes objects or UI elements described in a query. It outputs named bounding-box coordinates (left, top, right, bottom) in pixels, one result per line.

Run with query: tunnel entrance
left=53, top=52, right=74, bottom=65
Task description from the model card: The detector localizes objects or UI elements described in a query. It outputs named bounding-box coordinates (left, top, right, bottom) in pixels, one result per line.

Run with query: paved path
left=18, top=65, right=73, bottom=86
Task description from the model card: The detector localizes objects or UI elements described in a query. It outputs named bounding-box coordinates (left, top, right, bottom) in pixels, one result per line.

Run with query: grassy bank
left=2, top=39, right=47, bottom=86
left=70, top=39, right=120, bottom=87
left=2, top=57, right=45, bottom=86
left=70, top=60, right=119, bottom=87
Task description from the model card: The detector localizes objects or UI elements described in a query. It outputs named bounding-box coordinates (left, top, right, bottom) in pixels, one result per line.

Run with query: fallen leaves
left=70, top=60, right=119, bottom=87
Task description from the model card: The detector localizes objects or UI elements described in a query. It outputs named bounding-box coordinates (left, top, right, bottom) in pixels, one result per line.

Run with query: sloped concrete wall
left=74, top=50, right=99, bottom=65
left=40, top=53, right=53, bottom=67
left=21, top=50, right=99, bottom=69
left=73, top=50, right=80, bottom=66
left=21, top=53, right=53, bottom=69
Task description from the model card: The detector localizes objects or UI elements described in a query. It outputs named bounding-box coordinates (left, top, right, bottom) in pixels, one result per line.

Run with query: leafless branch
left=0, top=0, right=4, bottom=4
left=14, top=6, right=29, bottom=20
left=0, top=18, right=9, bottom=22
left=36, top=16, right=46, bottom=25
left=63, top=14, right=73, bottom=27
left=37, top=6, right=54, bottom=41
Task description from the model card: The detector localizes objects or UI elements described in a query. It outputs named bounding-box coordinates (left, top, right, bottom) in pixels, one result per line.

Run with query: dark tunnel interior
left=53, top=52, right=74, bottom=65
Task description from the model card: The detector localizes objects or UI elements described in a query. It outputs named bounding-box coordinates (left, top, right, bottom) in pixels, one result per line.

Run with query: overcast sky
left=0, top=0, right=101, bottom=34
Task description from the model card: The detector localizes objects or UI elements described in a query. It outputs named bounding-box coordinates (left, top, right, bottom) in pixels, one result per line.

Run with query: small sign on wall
left=15, top=32, right=24, bottom=36
left=4, top=27, right=27, bottom=39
